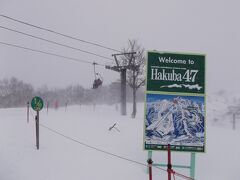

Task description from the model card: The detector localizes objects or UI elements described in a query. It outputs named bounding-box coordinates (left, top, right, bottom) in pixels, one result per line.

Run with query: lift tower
left=105, top=52, right=136, bottom=115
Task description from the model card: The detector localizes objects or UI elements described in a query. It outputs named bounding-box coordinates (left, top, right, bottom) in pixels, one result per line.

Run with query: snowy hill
left=0, top=101, right=240, bottom=180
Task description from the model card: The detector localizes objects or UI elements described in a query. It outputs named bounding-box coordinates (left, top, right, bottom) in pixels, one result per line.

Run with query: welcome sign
left=144, top=51, right=205, bottom=152
left=147, top=52, right=205, bottom=94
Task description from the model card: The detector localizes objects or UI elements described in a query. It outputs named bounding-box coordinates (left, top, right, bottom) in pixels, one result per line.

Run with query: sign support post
left=233, top=113, right=236, bottom=130
left=35, top=111, right=40, bottom=149
left=147, top=150, right=196, bottom=178
left=167, top=144, right=172, bottom=180
left=147, top=158, right=153, bottom=180
left=190, top=152, right=196, bottom=178
left=31, top=96, right=44, bottom=150
left=27, top=101, right=29, bottom=123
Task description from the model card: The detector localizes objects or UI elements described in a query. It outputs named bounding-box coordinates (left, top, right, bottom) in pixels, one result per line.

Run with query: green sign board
left=147, top=52, right=205, bottom=94
left=31, top=96, right=44, bottom=111
left=144, top=51, right=206, bottom=152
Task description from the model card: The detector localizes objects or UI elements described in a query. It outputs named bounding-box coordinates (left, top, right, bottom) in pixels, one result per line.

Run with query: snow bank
left=0, top=103, right=239, bottom=180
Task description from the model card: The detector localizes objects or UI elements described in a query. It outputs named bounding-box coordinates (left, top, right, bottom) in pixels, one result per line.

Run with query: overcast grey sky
left=1, top=0, right=240, bottom=93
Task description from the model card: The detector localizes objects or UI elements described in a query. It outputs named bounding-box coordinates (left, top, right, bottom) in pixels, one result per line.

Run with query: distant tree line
left=0, top=77, right=34, bottom=108
left=0, top=77, right=144, bottom=108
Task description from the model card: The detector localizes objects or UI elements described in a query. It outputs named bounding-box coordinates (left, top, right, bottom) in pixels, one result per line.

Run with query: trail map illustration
left=145, top=94, right=205, bottom=152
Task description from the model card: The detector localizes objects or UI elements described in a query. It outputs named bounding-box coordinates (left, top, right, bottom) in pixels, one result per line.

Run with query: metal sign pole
left=47, top=101, right=49, bottom=115
left=190, top=152, right=196, bottom=178
left=147, top=158, right=153, bottom=180
left=36, top=111, right=40, bottom=150
left=147, top=151, right=152, bottom=174
left=233, top=113, right=236, bottom=130
left=27, top=101, right=29, bottom=123
left=31, top=96, right=43, bottom=150
left=121, top=69, right=127, bottom=115
left=167, top=144, right=172, bottom=180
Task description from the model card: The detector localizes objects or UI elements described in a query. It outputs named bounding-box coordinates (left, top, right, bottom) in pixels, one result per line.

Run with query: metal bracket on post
left=148, top=150, right=153, bottom=160
left=147, top=151, right=196, bottom=179
left=112, top=54, right=120, bottom=67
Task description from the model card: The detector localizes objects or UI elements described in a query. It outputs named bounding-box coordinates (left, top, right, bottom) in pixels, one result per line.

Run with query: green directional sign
left=147, top=51, right=205, bottom=94
left=31, top=96, right=44, bottom=111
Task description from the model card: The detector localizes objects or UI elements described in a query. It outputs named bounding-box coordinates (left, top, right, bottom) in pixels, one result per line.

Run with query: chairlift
left=92, top=62, right=103, bottom=89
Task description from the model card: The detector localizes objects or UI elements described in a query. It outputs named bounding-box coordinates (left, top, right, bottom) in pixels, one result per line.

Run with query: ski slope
left=0, top=103, right=239, bottom=180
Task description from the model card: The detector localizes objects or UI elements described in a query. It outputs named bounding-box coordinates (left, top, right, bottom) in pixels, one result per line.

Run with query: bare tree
left=122, top=40, right=146, bottom=118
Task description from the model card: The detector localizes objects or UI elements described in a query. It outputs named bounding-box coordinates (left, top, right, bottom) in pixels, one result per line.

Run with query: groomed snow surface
left=0, top=103, right=239, bottom=180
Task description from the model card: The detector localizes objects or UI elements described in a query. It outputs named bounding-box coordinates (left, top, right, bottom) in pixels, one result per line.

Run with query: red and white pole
left=167, top=144, right=172, bottom=180
left=147, top=158, right=153, bottom=180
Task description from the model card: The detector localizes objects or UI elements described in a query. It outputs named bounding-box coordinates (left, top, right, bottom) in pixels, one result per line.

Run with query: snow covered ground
left=0, top=102, right=240, bottom=180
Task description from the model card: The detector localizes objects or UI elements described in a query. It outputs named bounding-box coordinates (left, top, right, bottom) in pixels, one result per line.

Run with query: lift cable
left=39, top=123, right=194, bottom=180
left=0, top=41, right=105, bottom=66
left=0, top=25, right=114, bottom=61
left=0, top=14, right=122, bottom=53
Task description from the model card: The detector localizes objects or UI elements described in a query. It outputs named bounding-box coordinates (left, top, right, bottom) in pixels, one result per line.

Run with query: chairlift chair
left=92, top=63, right=103, bottom=89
